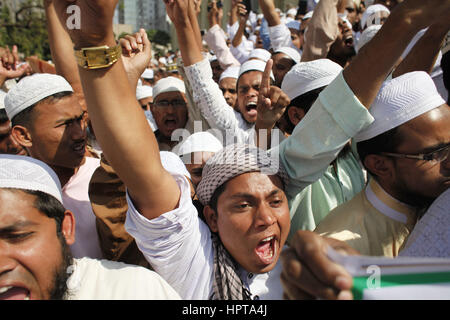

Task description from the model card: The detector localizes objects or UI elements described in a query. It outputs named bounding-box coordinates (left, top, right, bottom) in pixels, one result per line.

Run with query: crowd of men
left=0, top=0, right=449, bottom=300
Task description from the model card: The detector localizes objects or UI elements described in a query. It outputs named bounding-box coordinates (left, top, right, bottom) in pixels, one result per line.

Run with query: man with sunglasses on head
left=315, top=71, right=450, bottom=257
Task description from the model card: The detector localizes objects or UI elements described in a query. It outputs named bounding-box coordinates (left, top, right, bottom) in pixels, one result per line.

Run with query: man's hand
left=208, top=0, right=220, bottom=27
left=280, top=231, right=358, bottom=300
left=237, top=3, right=248, bottom=26
left=165, top=0, right=190, bottom=27
left=52, top=0, right=118, bottom=48
left=0, top=46, right=29, bottom=84
left=256, top=59, right=290, bottom=130
left=120, top=29, right=152, bottom=88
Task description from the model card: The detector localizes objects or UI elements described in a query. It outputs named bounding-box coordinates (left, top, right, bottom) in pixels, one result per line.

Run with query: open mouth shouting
left=0, top=286, right=31, bottom=300
left=255, top=235, right=278, bottom=266
left=245, top=102, right=258, bottom=117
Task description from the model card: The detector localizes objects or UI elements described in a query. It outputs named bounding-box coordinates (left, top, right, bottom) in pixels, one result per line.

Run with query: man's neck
left=52, top=157, right=85, bottom=187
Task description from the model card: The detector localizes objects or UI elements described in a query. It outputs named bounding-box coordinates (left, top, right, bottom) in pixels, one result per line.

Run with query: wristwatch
left=74, top=44, right=121, bottom=70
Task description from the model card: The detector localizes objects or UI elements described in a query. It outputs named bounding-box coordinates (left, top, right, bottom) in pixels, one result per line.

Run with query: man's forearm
left=258, top=0, right=281, bottom=27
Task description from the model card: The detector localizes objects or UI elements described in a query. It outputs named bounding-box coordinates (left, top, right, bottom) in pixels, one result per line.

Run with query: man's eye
left=5, top=232, right=33, bottom=243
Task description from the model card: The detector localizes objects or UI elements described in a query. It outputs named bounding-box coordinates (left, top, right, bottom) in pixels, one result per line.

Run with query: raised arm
left=231, top=3, right=249, bottom=48
left=52, top=0, right=180, bottom=220
left=258, top=0, right=281, bottom=27
left=392, top=20, right=450, bottom=78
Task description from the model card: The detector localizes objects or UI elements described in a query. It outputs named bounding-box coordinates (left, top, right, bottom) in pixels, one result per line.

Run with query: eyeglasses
left=380, top=144, right=450, bottom=164
left=154, top=99, right=186, bottom=108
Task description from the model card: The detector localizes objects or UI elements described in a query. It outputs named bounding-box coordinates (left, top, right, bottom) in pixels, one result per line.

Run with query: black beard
left=49, top=234, right=74, bottom=300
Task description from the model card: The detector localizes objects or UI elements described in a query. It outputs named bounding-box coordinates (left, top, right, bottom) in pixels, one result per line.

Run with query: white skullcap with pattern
left=248, top=49, right=272, bottom=62
left=238, top=59, right=275, bottom=82
left=0, top=154, right=63, bottom=203
left=354, top=71, right=446, bottom=142
left=136, top=85, right=153, bottom=100
left=274, top=47, right=301, bottom=64
left=281, top=59, right=342, bottom=100
left=219, top=66, right=240, bottom=82
left=4, top=73, right=73, bottom=121
left=196, top=144, right=289, bottom=205
left=153, top=76, right=186, bottom=99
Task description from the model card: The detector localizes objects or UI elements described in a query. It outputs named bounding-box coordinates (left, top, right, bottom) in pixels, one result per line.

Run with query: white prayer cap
left=302, top=11, right=314, bottom=20
left=219, top=66, right=240, bottom=82
left=249, top=34, right=257, bottom=44
left=159, top=151, right=191, bottom=178
left=274, top=47, right=301, bottom=64
left=286, top=20, right=301, bottom=31
left=153, top=76, right=186, bottom=99
left=257, top=13, right=264, bottom=20
left=0, top=154, right=63, bottom=204
left=360, top=4, right=390, bottom=29
left=354, top=71, right=446, bottom=143
left=144, top=110, right=158, bottom=132
left=281, top=59, right=342, bottom=100
left=287, top=8, right=297, bottom=17
left=141, top=68, right=154, bottom=80
left=356, top=24, right=382, bottom=53
left=238, top=59, right=275, bottom=82
left=4, top=73, right=73, bottom=121
left=0, top=90, right=6, bottom=110
left=196, top=144, right=289, bottom=205
left=209, top=54, right=218, bottom=62
left=136, top=85, right=153, bottom=101
left=175, top=132, right=223, bottom=157
left=248, top=48, right=271, bottom=62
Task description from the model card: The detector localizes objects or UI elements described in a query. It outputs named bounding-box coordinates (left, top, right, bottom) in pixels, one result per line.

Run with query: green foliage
left=0, top=0, right=51, bottom=60
left=146, top=29, right=171, bottom=47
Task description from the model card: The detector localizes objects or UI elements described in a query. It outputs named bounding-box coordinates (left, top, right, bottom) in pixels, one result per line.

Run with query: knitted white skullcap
left=281, top=59, right=342, bottom=100
left=286, top=20, right=301, bottom=31
left=4, top=73, right=73, bottom=121
left=159, top=151, right=190, bottom=178
left=153, top=76, right=186, bottom=99
left=174, top=132, right=223, bottom=157
left=354, top=71, right=446, bottom=143
left=302, top=11, right=314, bottom=20
left=196, top=144, right=288, bottom=205
left=248, top=48, right=272, bottom=62
left=0, top=154, right=63, bottom=203
left=238, top=59, right=275, bottom=82
left=219, top=66, right=240, bottom=82
left=144, top=110, right=158, bottom=132
left=274, top=47, right=301, bottom=64
left=0, top=90, right=6, bottom=110
left=136, top=85, right=153, bottom=101
left=356, top=24, right=382, bottom=53
left=287, top=8, right=297, bottom=17
left=141, top=68, right=154, bottom=80
left=361, top=4, right=390, bottom=30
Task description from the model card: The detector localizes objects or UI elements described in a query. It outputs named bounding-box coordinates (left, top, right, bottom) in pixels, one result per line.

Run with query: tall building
left=114, top=0, right=171, bottom=33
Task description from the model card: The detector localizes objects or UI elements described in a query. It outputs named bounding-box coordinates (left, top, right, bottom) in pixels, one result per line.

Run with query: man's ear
left=287, top=106, right=306, bottom=127
left=10, top=125, right=32, bottom=149
left=61, top=210, right=76, bottom=246
left=203, top=205, right=218, bottom=233
left=363, top=154, right=394, bottom=180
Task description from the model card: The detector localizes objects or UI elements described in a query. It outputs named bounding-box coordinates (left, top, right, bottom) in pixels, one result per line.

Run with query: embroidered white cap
left=356, top=24, right=382, bottom=53
left=4, top=73, right=73, bottom=121
left=219, top=66, right=241, bottom=82
left=248, top=48, right=272, bottom=62
left=354, top=71, right=446, bottom=142
left=141, top=68, right=154, bottom=80
left=238, top=59, right=275, bottom=82
left=281, top=59, right=342, bottom=100
left=153, top=76, right=186, bottom=99
left=361, top=4, right=390, bottom=29
left=0, top=154, right=63, bottom=204
left=174, top=132, right=223, bottom=157
left=136, top=85, right=153, bottom=101
left=274, top=47, right=301, bottom=64
left=286, top=20, right=301, bottom=31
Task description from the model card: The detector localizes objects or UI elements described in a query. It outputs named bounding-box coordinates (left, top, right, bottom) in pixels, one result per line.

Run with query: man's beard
left=49, top=234, right=74, bottom=300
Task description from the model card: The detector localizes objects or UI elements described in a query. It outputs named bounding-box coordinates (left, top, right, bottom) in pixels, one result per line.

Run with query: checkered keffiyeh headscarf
left=196, top=144, right=289, bottom=206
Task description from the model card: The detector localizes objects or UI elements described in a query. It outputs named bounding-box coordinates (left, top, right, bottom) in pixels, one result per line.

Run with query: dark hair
left=0, top=108, right=9, bottom=124
left=19, top=189, right=66, bottom=234
left=281, top=86, right=325, bottom=134
left=209, top=181, right=228, bottom=212
left=11, top=91, right=73, bottom=128
left=356, top=126, right=403, bottom=176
